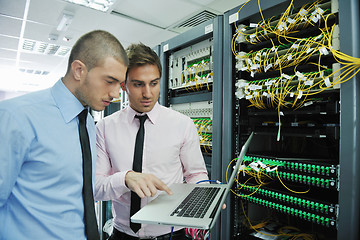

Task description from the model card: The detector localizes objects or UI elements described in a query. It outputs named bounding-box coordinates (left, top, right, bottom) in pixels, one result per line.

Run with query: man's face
left=123, top=64, right=160, bottom=113
left=76, top=57, right=127, bottom=111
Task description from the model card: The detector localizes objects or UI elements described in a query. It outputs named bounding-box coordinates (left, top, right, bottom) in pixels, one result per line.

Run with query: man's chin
left=137, top=106, right=153, bottom=113
left=91, top=105, right=105, bottom=112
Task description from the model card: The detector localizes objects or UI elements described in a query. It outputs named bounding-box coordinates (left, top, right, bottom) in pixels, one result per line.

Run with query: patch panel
left=234, top=0, right=339, bottom=46
left=243, top=155, right=338, bottom=177
left=235, top=64, right=341, bottom=101
left=170, top=102, right=213, bottom=154
left=193, top=118, right=213, bottom=134
left=168, top=39, right=213, bottom=90
left=240, top=195, right=337, bottom=228
left=170, top=101, right=213, bottom=118
left=231, top=0, right=341, bottom=118
left=239, top=185, right=337, bottom=216
left=239, top=157, right=338, bottom=190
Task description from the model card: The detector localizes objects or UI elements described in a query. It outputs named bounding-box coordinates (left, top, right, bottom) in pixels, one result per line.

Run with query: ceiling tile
left=0, top=15, right=23, bottom=37
left=0, top=0, right=27, bottom=18
left=112, top=0, right=203, bottom=29
left=0, top=35, right=19, bottom=50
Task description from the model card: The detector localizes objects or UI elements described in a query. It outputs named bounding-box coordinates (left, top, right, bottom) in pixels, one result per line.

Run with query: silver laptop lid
left=209, top=132, right=254, bottom=228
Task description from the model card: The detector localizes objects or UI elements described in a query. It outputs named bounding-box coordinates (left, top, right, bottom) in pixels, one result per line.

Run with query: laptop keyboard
left=170, top=187, right=220, bottom=218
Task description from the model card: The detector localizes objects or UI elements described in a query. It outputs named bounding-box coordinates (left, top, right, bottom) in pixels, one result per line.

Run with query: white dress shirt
left=95, top=102, right=208, bottom=238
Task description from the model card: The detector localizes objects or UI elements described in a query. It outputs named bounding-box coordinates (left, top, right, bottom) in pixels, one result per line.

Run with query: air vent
left=18, top=68, right=50, bottom=75
left=21, top=39, right=71, bottom=56
left=173, top=10, right=217, bottom=29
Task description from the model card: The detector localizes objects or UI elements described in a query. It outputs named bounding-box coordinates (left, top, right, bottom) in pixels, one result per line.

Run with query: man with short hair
left=0, top=30, right=128, bottom=239
left=95, top=43, right=208, bottom=240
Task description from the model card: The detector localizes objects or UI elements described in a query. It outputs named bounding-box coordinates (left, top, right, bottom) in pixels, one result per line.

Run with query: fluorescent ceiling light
left=57, top=12, right=74, bottom=31
left=62, top=0, right=117, bottom=12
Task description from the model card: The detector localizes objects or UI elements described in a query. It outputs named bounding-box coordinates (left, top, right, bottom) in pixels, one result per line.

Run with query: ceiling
left=0, top=0, right=245, bottom=98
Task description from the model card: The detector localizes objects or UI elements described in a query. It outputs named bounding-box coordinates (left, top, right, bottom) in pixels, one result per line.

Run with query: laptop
left=131, top=132, right=254, bottom=229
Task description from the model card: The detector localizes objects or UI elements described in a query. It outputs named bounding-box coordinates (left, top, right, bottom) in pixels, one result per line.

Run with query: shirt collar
left=127, top=102, right=160, bottom=125
left=51, top=79, right=86, bottom=123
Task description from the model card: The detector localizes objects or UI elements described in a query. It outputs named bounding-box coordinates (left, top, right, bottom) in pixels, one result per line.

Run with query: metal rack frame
left=159, top=16, right=224, bottom=239
left=223, top=0, right=360, bottom=239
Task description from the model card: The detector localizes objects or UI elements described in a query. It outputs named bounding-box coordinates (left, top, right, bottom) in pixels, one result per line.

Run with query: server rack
left=159, top=16, right=223, bottom=239
left=223, top=0, right=360, bottom=239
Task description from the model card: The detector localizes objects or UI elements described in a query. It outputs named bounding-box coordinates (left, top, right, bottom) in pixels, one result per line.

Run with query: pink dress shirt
left=95, top=102, right=208, bottom=238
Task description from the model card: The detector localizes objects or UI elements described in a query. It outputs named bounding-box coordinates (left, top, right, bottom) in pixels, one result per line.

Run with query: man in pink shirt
left=95, top=43, right=208, bottom=240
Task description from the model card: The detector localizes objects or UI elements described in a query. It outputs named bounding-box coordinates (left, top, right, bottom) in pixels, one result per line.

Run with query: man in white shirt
left=95, top=43, right=208, bottom=240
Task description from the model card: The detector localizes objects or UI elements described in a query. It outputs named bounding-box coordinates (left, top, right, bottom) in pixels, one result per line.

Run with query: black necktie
left=130, top=114, right=148, bottom=233
left=78, top=109, right=100, bottom=240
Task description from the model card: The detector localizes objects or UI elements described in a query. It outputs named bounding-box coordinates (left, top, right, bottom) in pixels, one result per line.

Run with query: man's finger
left=141, top=185, right=152, bottom=197
left=132, top=185, right=145, bottom=198
left=154, top=180, right=173, bottom=195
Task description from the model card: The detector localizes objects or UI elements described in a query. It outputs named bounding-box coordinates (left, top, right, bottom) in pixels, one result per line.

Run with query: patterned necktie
left=78, top=109, right=100, bottom=240
left=130, top=114, right=148, bottom=233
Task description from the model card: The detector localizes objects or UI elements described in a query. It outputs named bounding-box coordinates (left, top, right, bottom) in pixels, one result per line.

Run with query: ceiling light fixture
left=57, top=11, right=74, bottom=31
left=61, top=0, right=117, bottom=12
left=48, top=34, right=59, bottom=41
left=21, top=39, right=71, bottom=56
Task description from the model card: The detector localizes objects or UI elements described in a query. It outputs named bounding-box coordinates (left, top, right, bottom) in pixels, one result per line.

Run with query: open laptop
left=131, top=132, right=254, bottom=229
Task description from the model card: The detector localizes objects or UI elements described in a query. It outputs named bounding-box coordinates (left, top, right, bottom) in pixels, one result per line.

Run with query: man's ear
left=71, top=60, right=87, bottom=81
left=120, top=81, right=126, bottom=91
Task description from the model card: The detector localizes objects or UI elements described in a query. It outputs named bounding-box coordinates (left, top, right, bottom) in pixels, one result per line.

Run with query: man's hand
left=125, top=171, right=173, bottom=198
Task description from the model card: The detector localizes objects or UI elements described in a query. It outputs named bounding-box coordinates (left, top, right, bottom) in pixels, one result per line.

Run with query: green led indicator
left=302, top=175, right=307, bottom=182
left=299, top=163, right=303, bottom=170
left=306, top=176, right=311, bottom=183
left=311, top=177, right=316, bottom=184
left=274, top=193, right=279, bottom=199
left=325, top=218, right=330, bottom=226
left=324, top=205, right=329, bottom=213
left=286, top=207, right=290, bottom=214
left=315, top=203, right=319, bottom=210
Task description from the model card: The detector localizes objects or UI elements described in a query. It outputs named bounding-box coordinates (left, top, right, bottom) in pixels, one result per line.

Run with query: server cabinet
left=223, top=0, right=359, bottom=239
left=159, top=16, right=223, bottom=239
